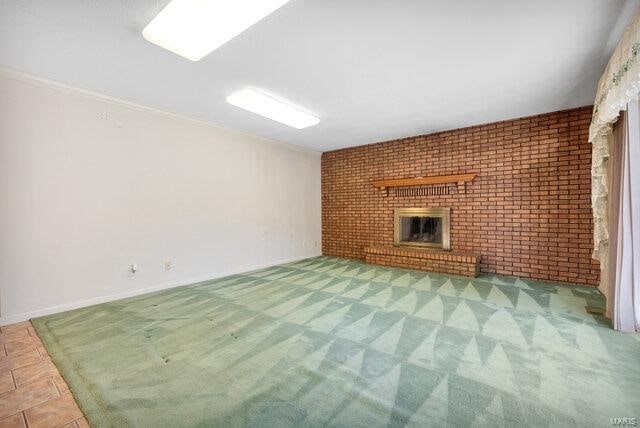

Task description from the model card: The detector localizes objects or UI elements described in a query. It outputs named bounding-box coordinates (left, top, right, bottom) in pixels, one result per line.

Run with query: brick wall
left=321, top=106, right=599, bottom=286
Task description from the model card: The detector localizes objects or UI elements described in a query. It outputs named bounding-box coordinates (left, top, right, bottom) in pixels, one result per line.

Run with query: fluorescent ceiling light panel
left=226, top=88, right=320, bottom=129
left=143, top=0, right=292, bottom=61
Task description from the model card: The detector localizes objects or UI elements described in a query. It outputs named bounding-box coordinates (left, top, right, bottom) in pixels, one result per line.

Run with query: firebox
left=394, top=207, right=451, bottom=250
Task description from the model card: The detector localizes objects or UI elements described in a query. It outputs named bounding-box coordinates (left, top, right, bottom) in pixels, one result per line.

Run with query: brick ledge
left=364, top=245, right=480, bottom=263
left=364, top=245, right=481, bottom=277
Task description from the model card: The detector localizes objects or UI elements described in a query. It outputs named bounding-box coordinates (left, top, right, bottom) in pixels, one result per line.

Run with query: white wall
left=0, top=70, right=322, bottom=325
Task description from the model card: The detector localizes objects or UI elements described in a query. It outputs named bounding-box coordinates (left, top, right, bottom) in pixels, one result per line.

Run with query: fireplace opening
left=401, top=216, right=442, bottom=244
left=394, top=207, right=451, bottom=250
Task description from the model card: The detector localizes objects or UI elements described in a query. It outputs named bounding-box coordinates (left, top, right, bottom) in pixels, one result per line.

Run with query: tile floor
left=0, top=321, right=87, bottom=428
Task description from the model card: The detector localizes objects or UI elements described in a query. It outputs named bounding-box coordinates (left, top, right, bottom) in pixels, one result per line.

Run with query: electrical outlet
left=164, top=261, right=172, bottom=271
left=314, top=241, right=319, bottom=248
left=130, top=263, right=138, bottom=274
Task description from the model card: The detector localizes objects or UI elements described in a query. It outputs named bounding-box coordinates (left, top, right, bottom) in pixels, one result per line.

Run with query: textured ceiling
left=0, top=0, right=637, bottom=151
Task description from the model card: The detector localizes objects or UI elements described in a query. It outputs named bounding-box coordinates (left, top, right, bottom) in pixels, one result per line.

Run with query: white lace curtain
left=613, top=101, right=640, bottom=331
left=589, top=11, right=640, bottom=302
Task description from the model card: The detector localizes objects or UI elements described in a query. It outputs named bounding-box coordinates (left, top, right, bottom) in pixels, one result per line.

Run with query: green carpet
left=33, top=256, right=640, bottom=427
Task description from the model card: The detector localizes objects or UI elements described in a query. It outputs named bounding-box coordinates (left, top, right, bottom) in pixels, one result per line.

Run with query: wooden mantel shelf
left=372, top=173, right=476, bottom=194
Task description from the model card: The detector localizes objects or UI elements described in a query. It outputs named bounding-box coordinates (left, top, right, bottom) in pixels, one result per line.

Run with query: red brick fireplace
left=321, top=106, right=599, bottom=285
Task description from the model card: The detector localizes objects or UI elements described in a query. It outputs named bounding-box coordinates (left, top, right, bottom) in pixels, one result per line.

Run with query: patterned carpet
left=33, top=257, right=640, bottom=427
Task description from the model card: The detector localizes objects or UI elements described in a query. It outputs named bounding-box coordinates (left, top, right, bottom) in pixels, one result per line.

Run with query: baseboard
left=0, top=254, right=321, bottom=326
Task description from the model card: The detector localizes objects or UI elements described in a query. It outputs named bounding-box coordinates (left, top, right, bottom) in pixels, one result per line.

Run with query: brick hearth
left=364, top=245, right=480, bottom=277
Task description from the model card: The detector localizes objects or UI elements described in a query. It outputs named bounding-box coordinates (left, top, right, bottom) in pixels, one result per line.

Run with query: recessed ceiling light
left=142, top=0, right=292, bottom=61
left=226, top=88, right=320, bottom=129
